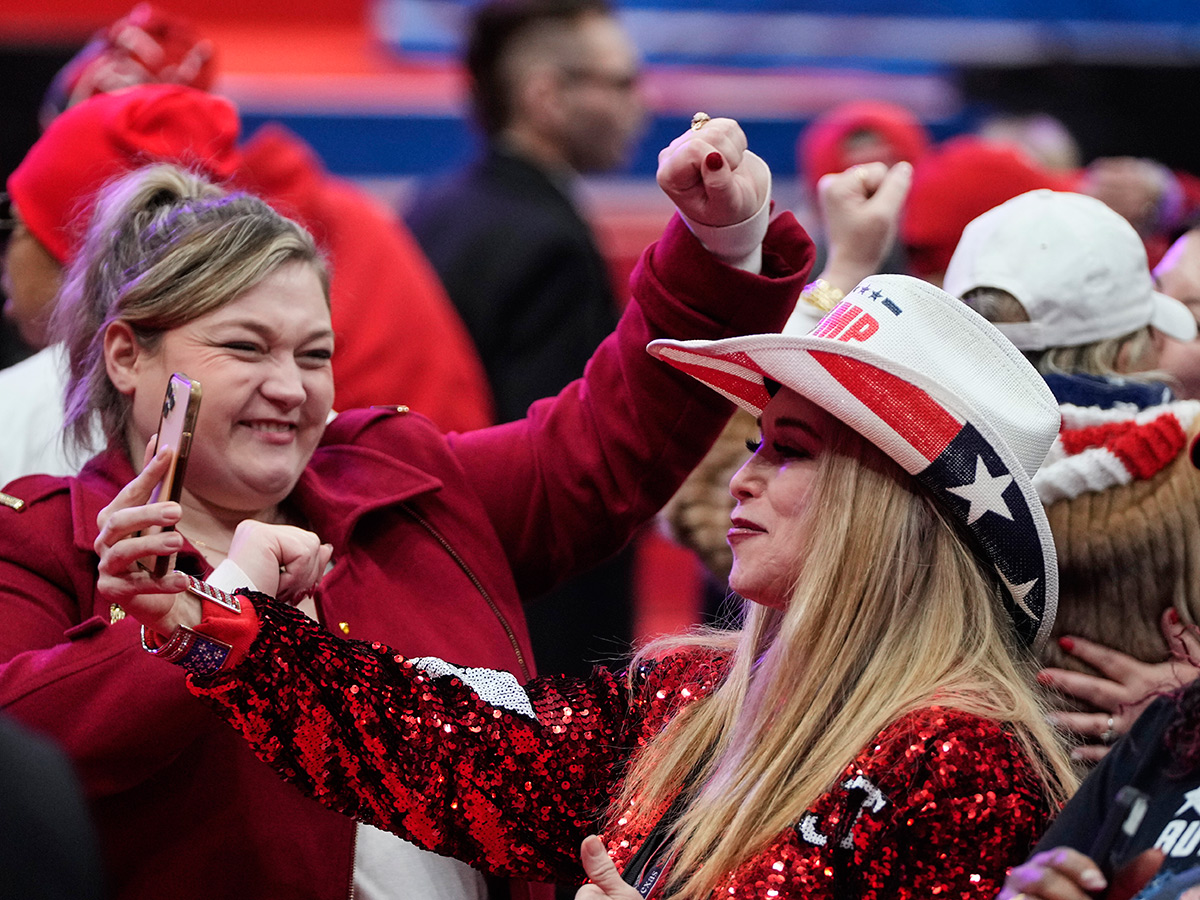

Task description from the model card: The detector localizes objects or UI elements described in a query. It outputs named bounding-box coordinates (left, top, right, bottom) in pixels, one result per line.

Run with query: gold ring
left=691, top=111, right=711, bottom=131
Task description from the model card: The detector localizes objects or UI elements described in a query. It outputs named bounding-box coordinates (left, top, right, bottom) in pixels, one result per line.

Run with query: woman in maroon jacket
left=0, top=118, right=810, bottom=900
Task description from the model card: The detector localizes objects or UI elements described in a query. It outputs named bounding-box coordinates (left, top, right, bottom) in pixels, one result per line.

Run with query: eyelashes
left=745, top=437, right=812, bottom=460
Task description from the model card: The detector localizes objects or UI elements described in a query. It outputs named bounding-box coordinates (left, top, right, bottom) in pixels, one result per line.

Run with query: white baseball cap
left=943, top=189, right=1197, bottom=350
left=649, top=274, right=1060, bottom=650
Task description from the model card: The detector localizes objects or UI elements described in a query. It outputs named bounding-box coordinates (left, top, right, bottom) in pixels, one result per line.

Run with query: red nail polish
left=1058, top=636, right=1075, bottom=652
left=1036, top=670, right=1053, bottom=685
left=1169, top=608, right=1181, bottom=624
left=705, top=151, right=723, bottom=171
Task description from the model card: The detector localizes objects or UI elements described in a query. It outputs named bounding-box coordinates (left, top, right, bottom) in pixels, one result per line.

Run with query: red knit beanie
left=6, top=83, right=242, bottom=265
left=797, top=100, right=930, bottom=197
left=901, top=135, right=1074, bottom=281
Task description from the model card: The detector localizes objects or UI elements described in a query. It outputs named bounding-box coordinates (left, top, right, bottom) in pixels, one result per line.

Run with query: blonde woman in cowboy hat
left=97, top=127, right=1075, bottom=899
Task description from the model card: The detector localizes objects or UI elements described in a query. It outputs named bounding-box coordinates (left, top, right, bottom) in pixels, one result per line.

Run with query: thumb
left=580, top=835, right=628, bottom=894
left=867, top=160, right=913, bottom=211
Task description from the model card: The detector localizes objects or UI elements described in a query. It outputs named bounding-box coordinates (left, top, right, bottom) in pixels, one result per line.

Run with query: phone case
left=148, top=373, right=202, bottom=578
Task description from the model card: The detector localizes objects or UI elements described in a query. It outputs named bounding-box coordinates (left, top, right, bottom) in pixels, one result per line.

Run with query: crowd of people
left=5, top=2, right=1200, bottom=900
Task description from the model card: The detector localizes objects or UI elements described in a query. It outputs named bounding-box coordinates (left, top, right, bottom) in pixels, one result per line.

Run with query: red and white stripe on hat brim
left=650, top=332, right=1059, bottom=651
left=653, top=338, right=966, bottom=478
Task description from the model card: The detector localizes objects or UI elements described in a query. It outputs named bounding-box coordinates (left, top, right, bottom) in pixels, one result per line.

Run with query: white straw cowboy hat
left=649, top=273, right=1060, bottom=650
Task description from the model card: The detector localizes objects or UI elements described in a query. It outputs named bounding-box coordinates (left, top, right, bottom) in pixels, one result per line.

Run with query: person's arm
left=450, top=119, right=813, bottom=599
left=92, top=482, right=648, bottom=883
left=187, top=595, right=633, bottom=882
left=785, top=160, right=912, bottom=333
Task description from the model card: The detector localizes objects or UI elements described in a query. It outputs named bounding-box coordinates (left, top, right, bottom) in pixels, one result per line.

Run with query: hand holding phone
left=147, top=373, right=201, bottom=578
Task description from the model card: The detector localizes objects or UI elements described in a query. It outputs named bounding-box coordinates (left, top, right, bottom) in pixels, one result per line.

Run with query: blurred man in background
left=407, top=0, right=647, bottom=678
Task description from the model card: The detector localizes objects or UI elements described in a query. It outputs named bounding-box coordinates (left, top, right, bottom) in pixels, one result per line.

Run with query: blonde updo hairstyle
left=53, top=163, right=329, bottom=456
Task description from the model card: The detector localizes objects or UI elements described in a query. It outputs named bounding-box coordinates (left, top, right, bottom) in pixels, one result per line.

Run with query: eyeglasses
left=0, top=192, right=14, bottom=255
left=560, top=67, right=639, bottom=93
left=0, top=192, right=13, bottom=237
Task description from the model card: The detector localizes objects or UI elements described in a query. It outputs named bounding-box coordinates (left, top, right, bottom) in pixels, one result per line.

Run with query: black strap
left=620, top=787, right=692, bottom=898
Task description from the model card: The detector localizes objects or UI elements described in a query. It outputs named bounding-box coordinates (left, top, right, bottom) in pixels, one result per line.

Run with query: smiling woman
left=53, top=165, right=334, bottom=558
left=108, top=262, right=334, bottom=518
left=0, top=115, right=813, bottom=900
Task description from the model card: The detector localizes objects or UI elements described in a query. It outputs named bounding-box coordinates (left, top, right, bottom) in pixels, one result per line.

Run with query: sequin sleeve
left=187, top=596, right=640, bottom=883
left=833, top=710, right=1052, bottom=899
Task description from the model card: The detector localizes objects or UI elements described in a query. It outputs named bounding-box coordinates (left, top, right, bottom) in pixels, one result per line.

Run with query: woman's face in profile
left=725, top=387, right=831, bottom=609
left=125, top=260, right=335, bottom=515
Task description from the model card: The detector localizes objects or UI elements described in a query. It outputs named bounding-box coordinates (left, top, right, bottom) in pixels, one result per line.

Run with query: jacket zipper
left=346, top=819, right=358, bottom=900
left=401, top=503, right=530, bottom=680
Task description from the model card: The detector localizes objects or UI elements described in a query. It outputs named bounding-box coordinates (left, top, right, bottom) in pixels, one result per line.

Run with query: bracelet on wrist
left=798, top=278, right=845, bottom=314
left=139, top=573, right=241, bottom=675
left=141, top=624, right=232, bottom=675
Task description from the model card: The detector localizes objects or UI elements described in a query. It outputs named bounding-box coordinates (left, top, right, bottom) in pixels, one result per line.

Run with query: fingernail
left=1169, top=608, right=1181, bottom=624
left=1036, top=670, right=1053, bottom=685
left=1080, top=868, right=1107, bottom=891
left=1058, top=636, right=1075, bottom=652
left=1070, top=748, right=1087, bottom=761
left=705, top=151, right=724, bottom=171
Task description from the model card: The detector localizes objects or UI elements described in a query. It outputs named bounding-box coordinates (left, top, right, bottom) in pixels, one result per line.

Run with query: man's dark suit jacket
left=407, top=146, right=631, bottom=680
left=407, top=146, right=619, bottom=424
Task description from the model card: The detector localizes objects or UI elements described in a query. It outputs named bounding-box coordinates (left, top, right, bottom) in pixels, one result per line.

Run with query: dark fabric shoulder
left=0, top=715, right=104, bottom=900
left=1034, top=696, right=1177, bottom=855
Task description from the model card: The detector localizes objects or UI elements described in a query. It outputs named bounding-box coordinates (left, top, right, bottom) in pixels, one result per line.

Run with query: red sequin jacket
left=0, top=212, right=812, bottom=900
left=190, top=596, right=1054, bottom=899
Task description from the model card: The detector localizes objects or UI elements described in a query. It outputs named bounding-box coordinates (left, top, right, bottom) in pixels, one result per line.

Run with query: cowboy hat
left=649, top=273, right=1060, bottom=649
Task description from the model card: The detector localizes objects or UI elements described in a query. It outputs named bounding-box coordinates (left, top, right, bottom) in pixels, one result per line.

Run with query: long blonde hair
left=614, top=420, right=1076, bottom=900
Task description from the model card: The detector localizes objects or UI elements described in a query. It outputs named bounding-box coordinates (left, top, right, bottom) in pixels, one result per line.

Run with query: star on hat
left=998, top=570, right=1039, bottom=621
left=946, top=457, right=1015, bottom=524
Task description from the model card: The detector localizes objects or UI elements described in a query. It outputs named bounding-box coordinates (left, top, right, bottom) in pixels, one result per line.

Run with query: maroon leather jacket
left=0, top=212, right=812, bottom=900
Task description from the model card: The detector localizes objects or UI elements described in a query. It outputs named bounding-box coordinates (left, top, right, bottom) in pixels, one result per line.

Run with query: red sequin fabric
left=190, top=597, right=1052, bottom=897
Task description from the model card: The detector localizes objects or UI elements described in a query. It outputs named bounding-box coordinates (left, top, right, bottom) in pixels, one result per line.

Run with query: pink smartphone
left=147, top=373, right=202, bottom=578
